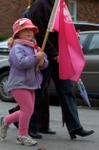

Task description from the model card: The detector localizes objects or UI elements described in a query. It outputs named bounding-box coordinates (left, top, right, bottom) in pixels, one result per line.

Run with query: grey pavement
left=0, top=100, right=99, bottom=150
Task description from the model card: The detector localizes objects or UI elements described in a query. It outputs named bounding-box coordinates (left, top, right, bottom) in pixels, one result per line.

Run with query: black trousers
left=29, top=67, right=51, bottom=132
left=49, top=60, right=82, bottom=133
left=30, top=60, right=82, bottom=133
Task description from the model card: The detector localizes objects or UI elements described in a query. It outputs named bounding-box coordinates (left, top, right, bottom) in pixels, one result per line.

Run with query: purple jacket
left=7, top=43, right=48, bottom=92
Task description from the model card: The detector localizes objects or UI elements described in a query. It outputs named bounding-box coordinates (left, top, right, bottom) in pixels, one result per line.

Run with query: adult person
left=28, top=0, right=94, bottom=139
left=8, top=0, right=56, bottom=139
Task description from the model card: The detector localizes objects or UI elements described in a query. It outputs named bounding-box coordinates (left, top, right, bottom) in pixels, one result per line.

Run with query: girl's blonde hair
left=7, top=37, right=15, bottom=49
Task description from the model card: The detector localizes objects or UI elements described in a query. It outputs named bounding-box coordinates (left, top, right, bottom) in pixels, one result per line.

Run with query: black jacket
left=29, top=0, right=58, bottom=59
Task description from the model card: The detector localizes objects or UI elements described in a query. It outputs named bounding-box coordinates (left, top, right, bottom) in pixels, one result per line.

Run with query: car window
left=80, top=34, right=88, bottom=45
left=80, top=33, right=88, bottom=54
left=74, top=22, right=99, bottom=31
left=88, top=33, right=99, bottom=55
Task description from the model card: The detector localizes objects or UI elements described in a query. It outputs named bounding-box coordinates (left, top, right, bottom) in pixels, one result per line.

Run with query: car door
left=81, top=32, right=99, bottom=95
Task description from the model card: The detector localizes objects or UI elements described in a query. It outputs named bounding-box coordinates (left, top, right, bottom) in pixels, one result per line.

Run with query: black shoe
left=39, top=128, right=56, bottom=134
left=70, top=128, right=94, bottom=140
left=70, top=133, right=77, bottom=140
left=29, top=131, right=42, bottom=139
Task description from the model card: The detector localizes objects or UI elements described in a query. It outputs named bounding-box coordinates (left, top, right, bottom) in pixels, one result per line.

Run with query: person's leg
left=50, top=61, right=81, bottom=130
left=8, top=90, right=42, bottom=139
left=50, top=60, right=94, bottom=139
left=8, top=105, right=20, bottom=128
left=29, top=89, right=43, bottom=139
left=39, top=80, right=50, bottom=131
left=5, top=89, right=37, bottom=145
left=55, top=80, right=83, bottom=133
left=5, top=89, right=35, bottom=136
left=39, top=68, right=56, bottom=134
left=0, top=89, right=37, bottom=145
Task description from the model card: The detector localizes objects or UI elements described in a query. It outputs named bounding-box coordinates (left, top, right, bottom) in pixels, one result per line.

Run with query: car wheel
left=0, top=71, right=15, bottom=102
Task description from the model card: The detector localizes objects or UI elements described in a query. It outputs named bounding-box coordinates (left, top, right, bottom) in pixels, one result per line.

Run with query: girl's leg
left=18, top=89, right=35, bottom=136
left=5, top=89, right=35, bottom=136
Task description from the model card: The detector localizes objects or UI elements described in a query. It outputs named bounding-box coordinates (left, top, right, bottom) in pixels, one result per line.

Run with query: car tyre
left=0, top=71, right=15, bottom=102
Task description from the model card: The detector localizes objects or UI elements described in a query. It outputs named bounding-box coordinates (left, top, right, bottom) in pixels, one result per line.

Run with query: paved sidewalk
left=0, top=101, right=99, bottom=150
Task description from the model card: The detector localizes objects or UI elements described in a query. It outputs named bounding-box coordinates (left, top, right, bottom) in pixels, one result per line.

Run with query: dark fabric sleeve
left=29, top=1, right=58, bottom=58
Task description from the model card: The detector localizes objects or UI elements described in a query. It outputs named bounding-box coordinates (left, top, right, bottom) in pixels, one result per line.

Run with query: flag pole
left=41, top=0, right=60, bottom=52
left=36, top=0, right=59, bottom=70
left=41, top=31, right=50, bottom=52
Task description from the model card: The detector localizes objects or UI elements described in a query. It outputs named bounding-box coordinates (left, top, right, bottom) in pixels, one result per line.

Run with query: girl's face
left=18, top=28, right=34, bottom=41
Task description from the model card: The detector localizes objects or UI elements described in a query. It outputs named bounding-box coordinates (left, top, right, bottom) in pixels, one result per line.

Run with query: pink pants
left=4, top=89, right=35, bottom=136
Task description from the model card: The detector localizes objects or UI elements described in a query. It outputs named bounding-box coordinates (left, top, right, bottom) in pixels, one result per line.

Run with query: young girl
left=0, top=18, right=48, bottom=146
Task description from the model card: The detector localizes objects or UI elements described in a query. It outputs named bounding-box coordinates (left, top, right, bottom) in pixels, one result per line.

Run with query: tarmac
left=0, top=100, right=99, bottom=150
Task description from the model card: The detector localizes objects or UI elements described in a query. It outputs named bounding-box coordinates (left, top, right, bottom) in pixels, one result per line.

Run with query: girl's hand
left=36, top=51, right=45, bottom=70
left=36, top=51, right=45, bottom=62
left=38, top=59, right=45, bottom=67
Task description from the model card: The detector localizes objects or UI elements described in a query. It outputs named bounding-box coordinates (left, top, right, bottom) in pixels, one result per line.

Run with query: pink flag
left=53, top=0, right=86, bottom=82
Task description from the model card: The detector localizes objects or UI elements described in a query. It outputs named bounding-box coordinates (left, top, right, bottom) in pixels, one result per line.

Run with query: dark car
left=79, top=30, right=99, bottom=97
left=49, top=30, right=99, bottom=103
left=0, top=40, right=14, bottom=102
left=0, top=29, right=99, bottom=102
